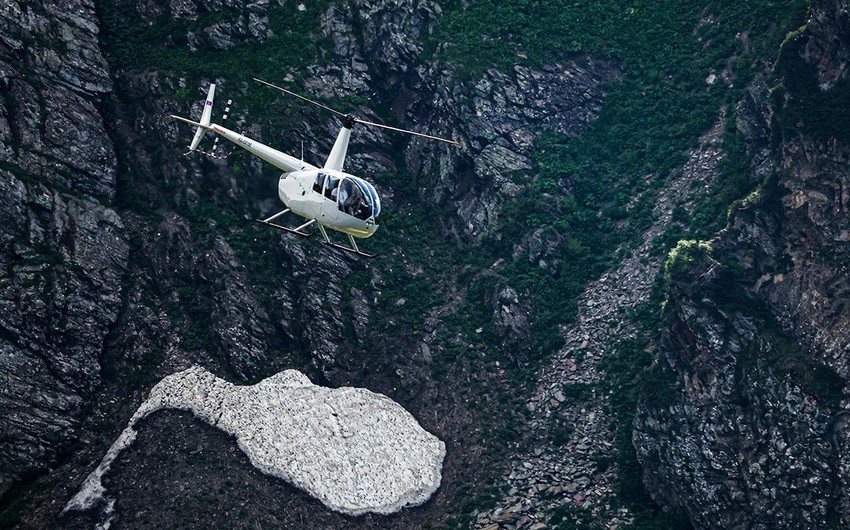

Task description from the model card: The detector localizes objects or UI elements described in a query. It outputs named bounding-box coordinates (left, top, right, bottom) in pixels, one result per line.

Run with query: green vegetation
left=432, top=2, right=805, bottom=518
left=434, top=0, right=809, bottom=368
left=96, top=0, right=330, bottom=80
left=434, top=4, right=807, bottom=521
left=436, top=0, right=807, bottom=79
left=663, top=239, right=714, bottom=284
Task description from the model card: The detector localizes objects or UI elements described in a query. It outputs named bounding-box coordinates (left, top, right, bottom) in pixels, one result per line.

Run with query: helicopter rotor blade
left=353, top=118, right=459, bottom=146
left=254, top=77, right=459, bottom=146
left=253, top=78, right=347, bottom=118
left=354, top=118, right=460, bottom=145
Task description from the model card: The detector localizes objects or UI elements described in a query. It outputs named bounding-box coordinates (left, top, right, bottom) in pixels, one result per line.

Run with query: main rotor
left=253, top=78, right=459, bottom=145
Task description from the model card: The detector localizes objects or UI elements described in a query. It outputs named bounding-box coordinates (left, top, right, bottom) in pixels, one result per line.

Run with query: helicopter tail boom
left=172, top=114, right=314, bottom=173
left=171, top=83, right=317, bottom=173
left=207, top=123, right=313, bottom=173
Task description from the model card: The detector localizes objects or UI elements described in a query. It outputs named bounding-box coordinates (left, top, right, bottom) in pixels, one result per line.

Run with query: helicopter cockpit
left=313, top=172, right=380, bottom=223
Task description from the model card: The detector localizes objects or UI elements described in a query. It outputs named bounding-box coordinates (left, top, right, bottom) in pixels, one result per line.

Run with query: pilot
left=343, top=193, right=358, bottom=215
left=338, top=186, right=350, bottom=207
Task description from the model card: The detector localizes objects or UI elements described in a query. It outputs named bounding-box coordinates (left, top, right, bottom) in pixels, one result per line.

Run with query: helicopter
left=171, top=79, right=458, bottom=258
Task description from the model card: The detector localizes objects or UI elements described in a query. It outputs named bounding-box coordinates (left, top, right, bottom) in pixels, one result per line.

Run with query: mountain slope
left=2, top=0, right=844, bottom=529
left=635, top=1, right=850, bottom=528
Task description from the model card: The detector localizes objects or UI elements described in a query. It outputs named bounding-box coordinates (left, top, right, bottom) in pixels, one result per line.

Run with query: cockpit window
left=325, top=177, right=340, bottom=201
left=350, top=176, right=381, bottom=221
left=338, top=178, right=375, bottom=221
left=312, top=172, right=326, bottom=193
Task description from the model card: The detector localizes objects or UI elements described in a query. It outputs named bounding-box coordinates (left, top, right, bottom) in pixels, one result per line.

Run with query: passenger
left=325, top=178, right=340, bottom=200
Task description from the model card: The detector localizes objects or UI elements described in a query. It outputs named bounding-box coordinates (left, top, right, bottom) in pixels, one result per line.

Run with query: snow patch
left=65, top=366, right=445, bottom=516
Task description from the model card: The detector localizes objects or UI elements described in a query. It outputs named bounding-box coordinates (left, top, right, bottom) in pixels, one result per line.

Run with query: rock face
left=66, top=366, right=445, bottom=520
left=473, top=110, right=728, bottom=530
left=634, top=1, right=850, bottom=528
left=8, top=0, right=849, bottom=528
left=405, top=57, right=621, bottom=240
left=803, top=0, right=850, bottom=89
left=634, top=271, right=847, bottom=529
left=0, top=0, right=128, bottom=499
left=0, top=0, right=114, bottom=196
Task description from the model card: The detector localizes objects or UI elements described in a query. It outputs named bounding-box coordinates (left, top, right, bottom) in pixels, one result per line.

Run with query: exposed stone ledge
left=65, top=366, right=445, bottom=517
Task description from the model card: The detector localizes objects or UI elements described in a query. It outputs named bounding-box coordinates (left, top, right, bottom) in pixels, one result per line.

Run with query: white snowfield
left=65, top=366, right=446, bottom=516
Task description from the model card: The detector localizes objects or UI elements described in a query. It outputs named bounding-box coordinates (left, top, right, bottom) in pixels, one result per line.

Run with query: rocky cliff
left=634, top=0, right=850, bottom=528
left=2, top=0, right=847, bottom=529
left=0, top=0, right=619, bottom=527
left=0, top=0, right=127, bottom=500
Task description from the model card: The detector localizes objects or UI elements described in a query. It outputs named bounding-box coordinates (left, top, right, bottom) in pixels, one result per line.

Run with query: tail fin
left=189, top=84, right=216, bottom=151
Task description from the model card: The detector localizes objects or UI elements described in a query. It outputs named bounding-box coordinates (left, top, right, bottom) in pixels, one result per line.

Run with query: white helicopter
left=171, top=79, right=458, bottom=258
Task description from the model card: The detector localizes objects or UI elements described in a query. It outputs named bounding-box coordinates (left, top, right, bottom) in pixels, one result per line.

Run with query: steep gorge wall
left=0, top=0, right=128, bottom=499
left=0, top=0, right=619, bottom=525
left=635, top=1, right=850, bottom=528
left=8, top=0, right=841, bottom=528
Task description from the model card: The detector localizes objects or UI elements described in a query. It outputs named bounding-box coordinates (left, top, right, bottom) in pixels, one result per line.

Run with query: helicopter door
left=317, top=174, right=341, bottom=220
left=313, top=172, right=341, bottom=203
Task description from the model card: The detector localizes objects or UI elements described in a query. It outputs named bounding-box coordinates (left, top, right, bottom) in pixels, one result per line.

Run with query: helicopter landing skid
left=255, top=210, right=315, bottom=237
left=321, top=240, right=377, bottom=259
left=256, top=220, right=313, bottom=238
left=318, top=225, right=377, bottom=259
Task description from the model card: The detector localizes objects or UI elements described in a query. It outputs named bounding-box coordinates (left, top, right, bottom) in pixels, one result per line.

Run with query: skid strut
left=256, top=210, right=376, bottom=258
left=318, top=225, right=377, bottom=259
left=255, top=209, right=313, bottom=237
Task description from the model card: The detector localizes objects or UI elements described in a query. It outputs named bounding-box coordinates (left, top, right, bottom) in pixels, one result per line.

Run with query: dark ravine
left=2, top=0, right=849, bottom=529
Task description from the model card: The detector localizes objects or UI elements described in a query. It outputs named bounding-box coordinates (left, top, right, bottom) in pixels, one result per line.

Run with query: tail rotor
left=199, top=96, right=236, bottom=160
